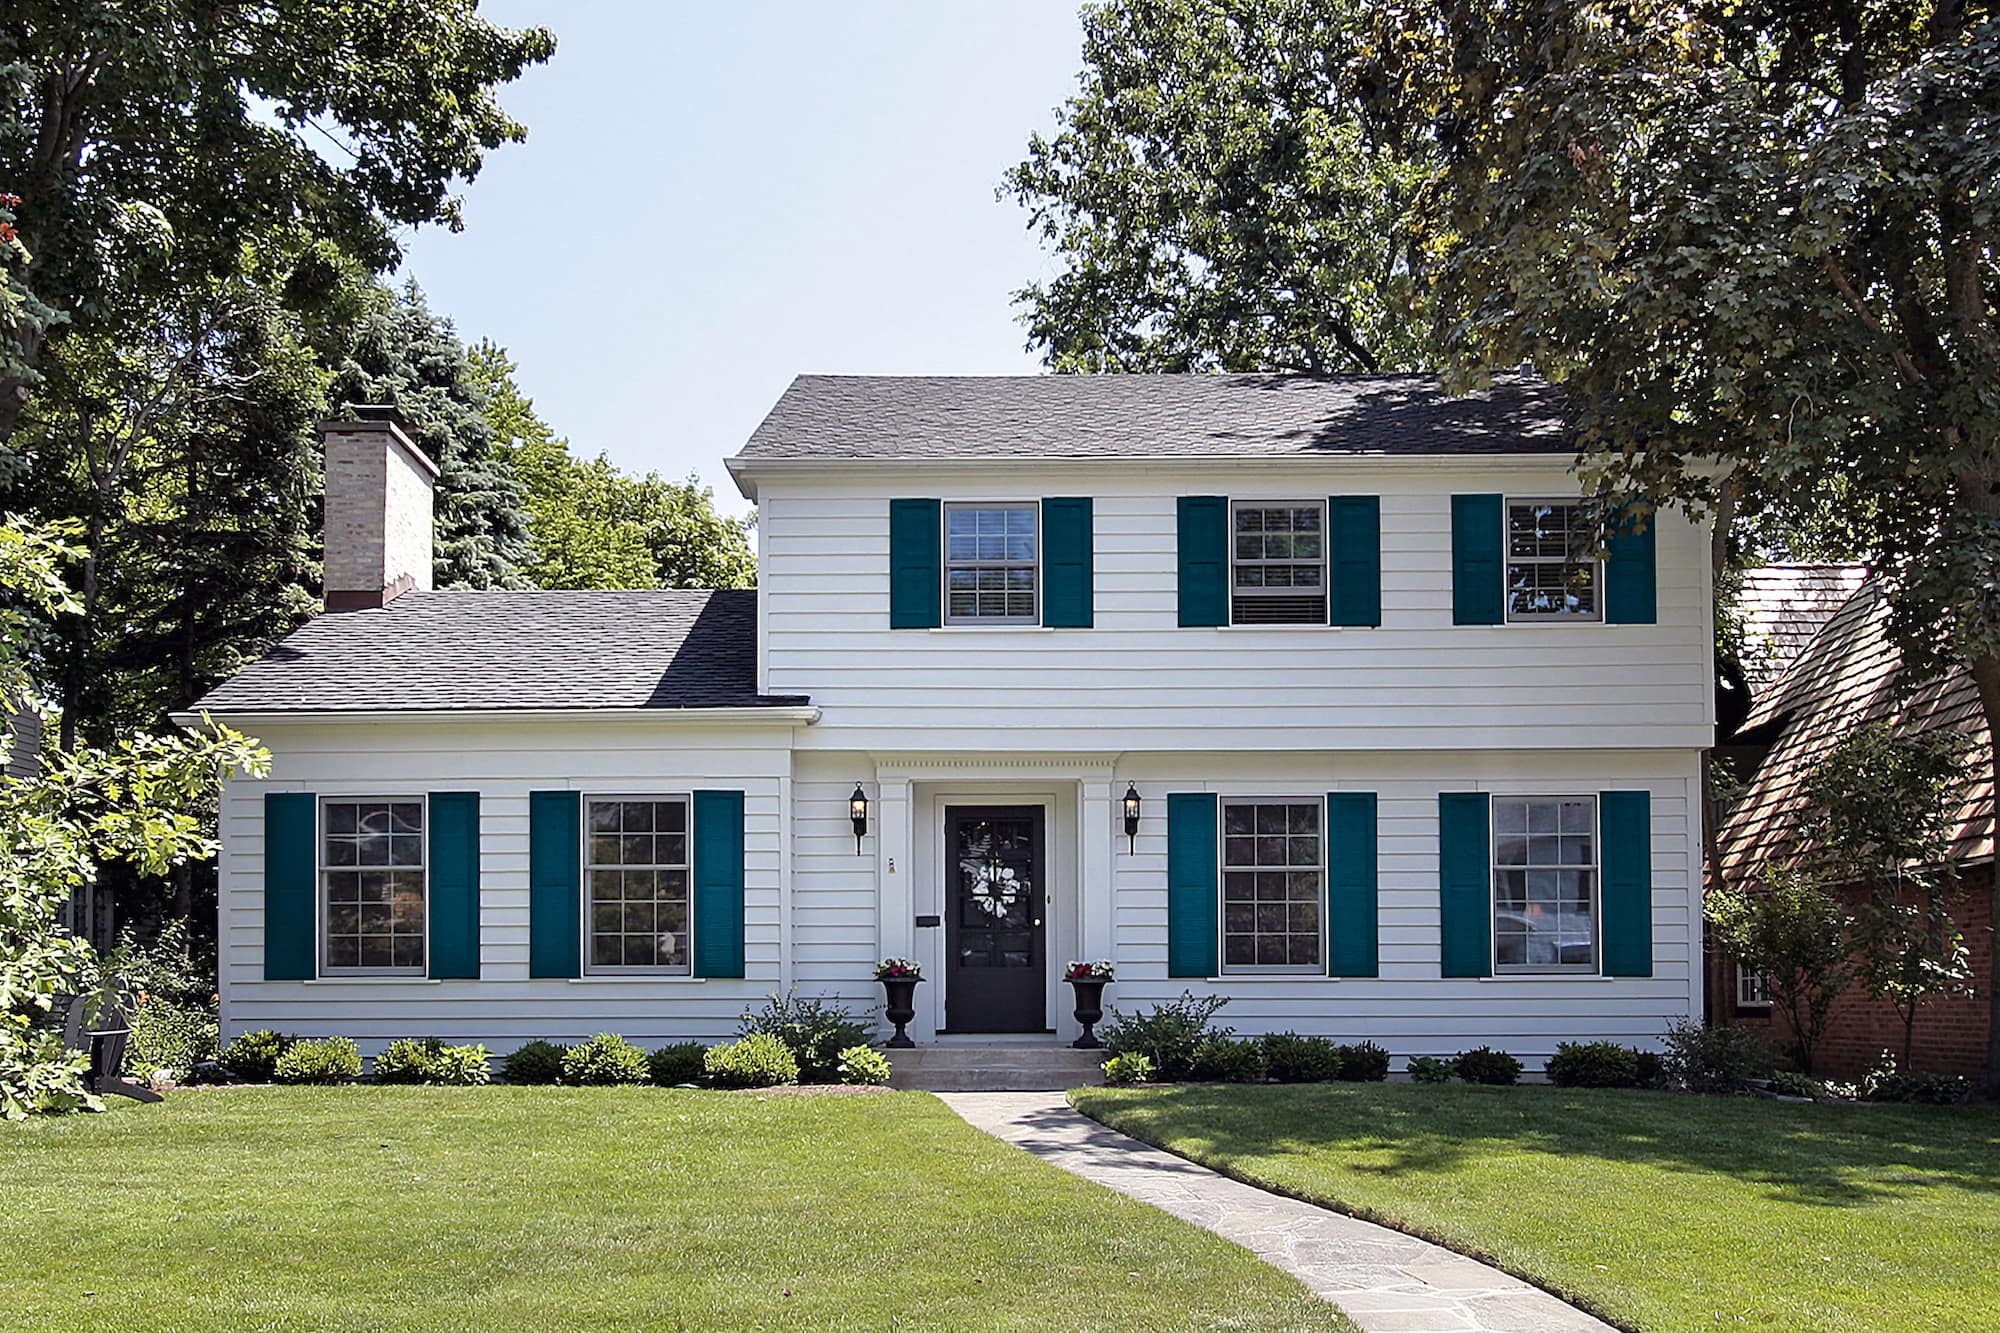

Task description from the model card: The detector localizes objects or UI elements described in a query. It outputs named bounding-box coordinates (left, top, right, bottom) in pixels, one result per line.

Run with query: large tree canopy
left=0, top=0, right=555, bottom=441
left=1004, top=0, right=1435, bottom=373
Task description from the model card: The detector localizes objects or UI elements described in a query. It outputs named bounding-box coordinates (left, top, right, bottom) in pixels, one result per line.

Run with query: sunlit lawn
left=1073, top=1083, right=2000, bottom=1333
left=0, top=1087, right=1349, bottom=1333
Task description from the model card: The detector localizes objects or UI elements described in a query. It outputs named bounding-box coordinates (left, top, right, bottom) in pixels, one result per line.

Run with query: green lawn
left=0, top=1087, right=1347, bottom=1333
left=1072, top=1083, right=2000, bottom=1333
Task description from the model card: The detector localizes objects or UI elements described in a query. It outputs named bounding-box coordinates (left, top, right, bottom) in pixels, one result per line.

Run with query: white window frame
left=1491, top=794, right=1601, bottom=976
left=318, top=795, right=429, bottom=978
left=582, top=793, right=696, bottom=976
left=942, top=501, right=1041, bottom=626
left=1735, top=962, right=1773, bottom=1009
left=1503, top=498, right=1603, bottom=623
left=1218, top=795, right=1329, bottom=976
left=1228, top=499, right=1329, bottom=627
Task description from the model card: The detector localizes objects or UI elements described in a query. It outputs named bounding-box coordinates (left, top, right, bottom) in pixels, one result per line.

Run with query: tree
left=330, top=282, right=532, bottom=590
left=1004, top=0, right=1436, bottom=373
left=0, top=2, right=555, bottom=443
left=469, top=341, right=755, bottom=591
left=1799, top=722, right=1977, bottom=1069
left=0, top=517, right=264, bottom=1118
left=1706, top=864, right=1854, bottom=1075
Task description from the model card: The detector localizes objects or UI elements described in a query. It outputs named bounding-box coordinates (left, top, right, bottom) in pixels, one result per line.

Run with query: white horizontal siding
left=758, top=465, right=1715, bottom=751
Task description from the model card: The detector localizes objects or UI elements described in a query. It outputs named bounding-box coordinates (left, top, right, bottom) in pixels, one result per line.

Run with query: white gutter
left=170, top=705, right=821, bottom=729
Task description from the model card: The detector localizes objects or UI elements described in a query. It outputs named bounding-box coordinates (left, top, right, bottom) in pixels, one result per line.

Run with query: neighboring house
left=1713, top=578, right=1994, bottom=1077
left=183, top=376, right=1715, bottom=1067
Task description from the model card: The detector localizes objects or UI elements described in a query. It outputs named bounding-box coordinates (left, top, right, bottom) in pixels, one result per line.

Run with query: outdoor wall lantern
left=850, top=784, right=869, bottom=854
left=1122, top=783, right=1142, bottom=852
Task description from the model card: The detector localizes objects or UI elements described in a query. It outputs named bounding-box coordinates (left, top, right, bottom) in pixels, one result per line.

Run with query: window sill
left=926, top=626, right=1057, bottom=634
left=304, top=977, right=441, bottom=986
left=1205, top=974, right=1338, bottom=983
left=566, top=975, right=707, bottom=984
left=1477, top=973, right=1615, bottom=982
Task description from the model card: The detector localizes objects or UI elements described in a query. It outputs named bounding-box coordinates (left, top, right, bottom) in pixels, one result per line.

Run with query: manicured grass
left=1072, top=1083, right=2000, bottom=1333
left=0, top=1087, right=1348, bottom=1332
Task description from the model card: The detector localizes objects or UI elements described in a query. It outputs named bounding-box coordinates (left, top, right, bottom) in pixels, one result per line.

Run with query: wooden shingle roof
left=1732, top=563, right=1867, bottom=694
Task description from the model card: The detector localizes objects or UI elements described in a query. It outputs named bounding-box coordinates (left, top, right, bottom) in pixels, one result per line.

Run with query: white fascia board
left=170, top=705, right=821, bottom=730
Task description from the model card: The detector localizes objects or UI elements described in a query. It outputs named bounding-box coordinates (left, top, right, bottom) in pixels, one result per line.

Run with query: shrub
left=1190, top=1037, right=1266, bottom=1083
left=220, top=1029, right=293, bottom=1082
left=561, top=1033, right=652, bottom=1086
left=1858, top=1051, right=1971, bottom=1104
left=738, top=990, right=871, bottom=1084
left=1101, top=992, right=1231, bottom=1081
left=1405, top=1055, right=1455, bottom=1084
left=501, top=1040, right=568, bottom=1086
left=1454, top=1046, right=1523, bottom=1086
left=272, top=1037, right=360, bottom=1085
left=1334, top=1040, right=1391, bottom=1082
left=1768, top=1070, right=1827, bottom=1101
left=1102, top=1052, right=1156, bottom=1085
left=648, top=1042, right=708, bottom=1087
left=704, top=1033, right=800, bottom=1089
left=374, top=1039, right=491, bottom=1086
left=837, top=1044, right=892, bottom=1086
left=1662, top=1017, right=1773, bottom=1094
left=1259, top=1032, right=1342, bottom=1083
left=124, top=998, right=219, bottom=1080
left=1546, top=1041, right=1641, bottom=1089
left=1632, top=1050, right=1666, bottom=1089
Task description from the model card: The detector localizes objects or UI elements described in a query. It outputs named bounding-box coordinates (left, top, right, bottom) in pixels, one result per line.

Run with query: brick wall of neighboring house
left=1719, top=863, right=1993, bottom=1080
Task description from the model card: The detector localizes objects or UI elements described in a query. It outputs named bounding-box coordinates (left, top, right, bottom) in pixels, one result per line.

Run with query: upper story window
left=322, top=798, right=425, bottom=974
left=945, top=503, right=1038, bottom=625
left=1231, top=501, right=1326, bottom=625
left=1493, top=796, right=1598, bottom=973
left=586, top=797, right=692, bottom=974
left=1222, top=799, right=1324, bottom=972
left=1506, top=500, right=1600, bottom=621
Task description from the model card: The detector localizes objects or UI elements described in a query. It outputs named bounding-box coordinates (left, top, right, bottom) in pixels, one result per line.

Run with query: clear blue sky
left=398, top=2, right=1086, bottom=517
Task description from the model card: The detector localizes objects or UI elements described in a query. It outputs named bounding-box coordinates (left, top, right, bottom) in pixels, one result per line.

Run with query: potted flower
left=1063, top=960, right=1115, bottom=1049
left=874, top=958, right=924, bottom=1048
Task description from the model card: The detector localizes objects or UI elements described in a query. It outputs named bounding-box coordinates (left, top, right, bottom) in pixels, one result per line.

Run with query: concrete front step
left=887, top=1043, right=1107, bottom=1092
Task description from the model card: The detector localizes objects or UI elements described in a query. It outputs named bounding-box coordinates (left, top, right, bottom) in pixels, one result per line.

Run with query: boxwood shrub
left=1191, top=1037, right=1267, bottom=1083
left=1259, top=1032, right=1342, bottom=1083
left=1334, top=1040, right=1390, bottom=1082
left=1547, top=1041, right=1641, bottom=1088
left=648, top=1042, right=709, bottom=1087
left=272, top=1036, right=361, bottom=1085
left=1454, top=1046, right=1523, bottom=1086
left=501, top=1040, right=569, bottom=1086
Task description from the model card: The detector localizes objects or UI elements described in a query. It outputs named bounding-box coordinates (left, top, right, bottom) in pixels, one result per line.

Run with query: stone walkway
left=939, top=1091, right=1613, bottom=1333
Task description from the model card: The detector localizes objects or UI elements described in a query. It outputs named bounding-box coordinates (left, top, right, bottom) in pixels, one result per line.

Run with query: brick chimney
left=321, top=405, right=440, bottom=611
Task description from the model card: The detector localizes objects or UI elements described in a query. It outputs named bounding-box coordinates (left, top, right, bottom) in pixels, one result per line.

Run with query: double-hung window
left=1735, top=962, right=1772, bottom=1008
left=322, top=798, right=426, bottom=974
left=945, top=503, right=1038, bottom=624
left=1230, top=501, right=1327, bottom=625
left=1221, top=799, right=1324, bottom=971
left=1506, top=500, right=1600, bottom=621
left=1492, top=796, right=1598, bottom=973
left=586, top=797, right=692, bottom=973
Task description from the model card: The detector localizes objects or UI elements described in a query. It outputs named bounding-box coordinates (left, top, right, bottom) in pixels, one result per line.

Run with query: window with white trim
left=322, top=799, right=426, bottom=973
left=945, top=503, right=1038, bottom=624
left=1492, top=796, right=1598, bottom=973
left=1506, top=500, right=1600, bottom=621
left=1230, top=501, right=1326, bottom=625
left=586, top=797, right=692, bottom=973
left=1735, top=962, right=1772, bottom=1008
left=1221, top=799, right=1324, bottom=971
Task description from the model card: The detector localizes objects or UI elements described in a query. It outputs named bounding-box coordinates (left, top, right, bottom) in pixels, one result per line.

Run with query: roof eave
left=171, top=704, right=821, bottom=729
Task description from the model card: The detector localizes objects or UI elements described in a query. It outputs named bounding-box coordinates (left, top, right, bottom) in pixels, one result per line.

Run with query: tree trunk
left=1969, top=654, right=2000, bottom=1096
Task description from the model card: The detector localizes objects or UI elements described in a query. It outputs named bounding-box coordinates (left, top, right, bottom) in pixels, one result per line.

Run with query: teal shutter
left=889, top=498, right=942, bottom=629
left=693, top=790, right=746, bottom=979
left=427, top=792, right=480, bottom=979
left=1605, top=506, right=1658, bottom=625
left=1325, top=792, right=1379, bottom=977
left=1451, top=494, right=1505, bottom=625
left=264, top=793, right=316, bottom=980
left=1041, top=497, right=1094, bottom=627
left=528, top=790, right=581, bottom=979
left=1600, top=790, right=1654, bottom=976
left=1438, top=792, right=1492, bottom=978
left=1167, top=792, right=1219, bottom=977
left=1327, top=496, right=1382, bottom=627
left=1176, top=496, right=1228, bottom=627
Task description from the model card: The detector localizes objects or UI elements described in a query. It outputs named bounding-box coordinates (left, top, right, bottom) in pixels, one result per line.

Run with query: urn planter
left=1066, top=977, right=1109, bottom=1049
left=880, top=975, right=921, bottom=1048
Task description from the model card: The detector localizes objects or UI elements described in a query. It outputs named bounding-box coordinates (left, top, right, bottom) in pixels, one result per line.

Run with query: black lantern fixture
left=1122, top=783, right=1141, bottom=852
left=849, top=784, right=869, bottom=853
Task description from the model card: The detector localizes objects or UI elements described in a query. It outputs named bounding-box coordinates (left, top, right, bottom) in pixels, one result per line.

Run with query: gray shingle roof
left=734, top=373, right=1571, bottom=462
left=190, top=590, right=806, bottom=715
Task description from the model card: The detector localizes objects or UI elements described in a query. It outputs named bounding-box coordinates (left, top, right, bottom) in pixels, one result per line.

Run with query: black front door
left=945, top=806, right=1047, bottom=1033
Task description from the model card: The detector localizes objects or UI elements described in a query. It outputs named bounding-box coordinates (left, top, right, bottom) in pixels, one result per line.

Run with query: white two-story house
left=188, top=375, right=1714, bottom=1067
